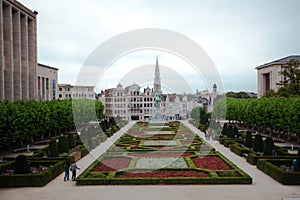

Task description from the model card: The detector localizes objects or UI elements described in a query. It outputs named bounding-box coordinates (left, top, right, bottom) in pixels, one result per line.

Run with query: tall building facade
left=255, top=55, right=300, bottom=98
left=1, top=0, right=38, bottom=100
left=36, top=63, right=58, bottom=100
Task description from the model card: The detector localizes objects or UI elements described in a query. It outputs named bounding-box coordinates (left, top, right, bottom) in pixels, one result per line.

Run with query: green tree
left=277, top=59, right=300, bottom=97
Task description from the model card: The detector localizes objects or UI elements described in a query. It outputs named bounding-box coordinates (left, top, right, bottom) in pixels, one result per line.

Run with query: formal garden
left=0, top=99, right=128, bottom=187
left=77, top=121, right=252, bottom=185
left=211, top=97, right=300, bottom=185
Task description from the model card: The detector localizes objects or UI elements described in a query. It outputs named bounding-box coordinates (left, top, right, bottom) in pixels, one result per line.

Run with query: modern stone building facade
left=57, top=84, right=95, bottom=100
left=36, top=63, right=58, bottom=100
left=1, top=0, right=37, bottom=100
left=255, top=55, right=300, bottom=98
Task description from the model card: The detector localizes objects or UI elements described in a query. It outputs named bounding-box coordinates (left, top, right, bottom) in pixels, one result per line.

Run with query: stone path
left=1, top=121, right=300, bottom=200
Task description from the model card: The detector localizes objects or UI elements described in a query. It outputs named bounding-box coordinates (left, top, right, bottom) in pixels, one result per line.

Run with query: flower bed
left=77, top=121, right=252, bottom=185
left=117, top=170, right=209, bottom=178
left=192, top=156, right=231, bottom=170
left=135, top=157, right=188, bottom=168
left=93, top=157, right=131, bottom=171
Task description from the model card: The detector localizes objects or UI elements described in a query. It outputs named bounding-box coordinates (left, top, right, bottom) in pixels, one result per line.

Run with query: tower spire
left=154, top=56, right=162, bottom=93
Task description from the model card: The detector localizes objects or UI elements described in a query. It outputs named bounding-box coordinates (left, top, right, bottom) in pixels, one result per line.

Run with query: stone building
left=57, top=84, right=95, bottom=100
left=255, top=55, right=300, bottom=98
left=101, top=57, right=203, bottom=120
left=1, top=0, right=38, bottom=100
left=36, top=63, right=58, bottom=100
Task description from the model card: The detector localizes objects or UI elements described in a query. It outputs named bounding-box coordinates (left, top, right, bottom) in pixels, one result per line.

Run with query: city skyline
left=17, top=0, right=300, bottom=93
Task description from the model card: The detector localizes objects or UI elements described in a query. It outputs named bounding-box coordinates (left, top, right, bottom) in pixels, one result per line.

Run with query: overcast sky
left=18, top=0, right=300, bottom=93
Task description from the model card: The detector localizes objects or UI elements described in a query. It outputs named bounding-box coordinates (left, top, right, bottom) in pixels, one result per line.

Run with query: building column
left=0, top=0, right=4, bottom=100
left=28, top=17, right=36, bottom=99
left=13, top=9, right=21, bottom=100
left=3, top=3, right=13, bottom=100
left=21, top=14, right=29, bottom=99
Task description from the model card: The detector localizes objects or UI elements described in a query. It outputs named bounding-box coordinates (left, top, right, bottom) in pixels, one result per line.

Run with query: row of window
left=58, top=93, right=94, bottom=98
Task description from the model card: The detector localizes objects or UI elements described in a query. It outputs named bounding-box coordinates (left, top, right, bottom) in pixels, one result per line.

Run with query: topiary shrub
left=244, top=131, right=253, bottom=148
left=253, top=134, right=263, bottom=152
left=296, top=149, right=300, bottom=172
left=222, top=123, right=228, bottom=136
left=58, top=136, right=69, bottom=154
left=14, top=155, right=29, bottom=174
left=263, top=137, right=274, bottom=156
left=233, top=126, right=239, bottom=138
left=48, top=139, right=59, bottom=157
left=68, top=134, right=76, bottom=149
left=227, top=124, right=233, bottom=138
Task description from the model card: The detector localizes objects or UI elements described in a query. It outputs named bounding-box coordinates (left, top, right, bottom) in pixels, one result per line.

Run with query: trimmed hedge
left=230, top=143, right=249, bottom=157
left=257, top=159, right=300, bottom=185
left=247, top=152, right=296, bottom=165
left=0, top=158, right=66, bottom=187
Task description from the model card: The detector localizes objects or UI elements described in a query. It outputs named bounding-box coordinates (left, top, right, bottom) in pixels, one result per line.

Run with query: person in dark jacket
left=63, top=160, right=70, bottom=181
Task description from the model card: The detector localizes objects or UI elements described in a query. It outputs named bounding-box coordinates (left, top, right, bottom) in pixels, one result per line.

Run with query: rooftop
left=255, top=55, right=300, bottom=70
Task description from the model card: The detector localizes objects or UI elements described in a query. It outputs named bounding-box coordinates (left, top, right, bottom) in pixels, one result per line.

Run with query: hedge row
left=0, top=158, right=67, bottom=187
left=257, top=159, right=300, bottom=185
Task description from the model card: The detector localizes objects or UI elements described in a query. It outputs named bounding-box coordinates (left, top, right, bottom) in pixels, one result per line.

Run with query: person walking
left=63, top=160, right=70, bottom=181
left=70, top=162, right=80, bottom=181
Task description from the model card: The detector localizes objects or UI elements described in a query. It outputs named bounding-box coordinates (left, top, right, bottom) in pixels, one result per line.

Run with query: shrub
left=244, top=131, right=253, bottom=148
left=222, top=123, right=228, bottom=136
left=227, top=124, right=233, bottom=138
left=68, top=134, right=76, bottom=149
left=48, top=140, right=59, bottom=157
left=253, top=134, right=263, bottom=152
left=263, top=137, right=274, bottom=156
left=297, top=150, right=300, bottom=172
left=58, top=136, right=69, bottom=154
left=14, top=155, right=29, bottom=174
left=233, top=126, right=239, bottom=138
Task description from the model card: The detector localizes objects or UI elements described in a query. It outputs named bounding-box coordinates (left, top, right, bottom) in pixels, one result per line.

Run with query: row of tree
left=214, top=97, right=300, bottom=142
left=0, top=99, right=104, bottom=148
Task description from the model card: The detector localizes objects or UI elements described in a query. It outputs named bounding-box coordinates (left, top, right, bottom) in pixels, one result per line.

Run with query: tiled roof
left=255, top=55, right=300, bottom=69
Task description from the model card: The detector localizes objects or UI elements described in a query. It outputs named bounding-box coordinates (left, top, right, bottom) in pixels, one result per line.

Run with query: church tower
left=154, top=56, right=162, bottom=94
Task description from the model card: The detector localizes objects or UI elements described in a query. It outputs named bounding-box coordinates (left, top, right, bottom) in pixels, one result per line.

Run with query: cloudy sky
left=18, top=0, right=300, bottom=93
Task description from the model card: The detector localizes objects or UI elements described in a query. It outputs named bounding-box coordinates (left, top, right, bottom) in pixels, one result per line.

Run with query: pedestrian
left=70, top=162, right=80, bottom=181
left=63, top=160, right=70, bottom=181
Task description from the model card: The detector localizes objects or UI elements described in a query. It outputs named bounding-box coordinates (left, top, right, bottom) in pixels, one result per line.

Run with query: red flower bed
left=117, top=170, right=209, bottom=178
left=192, top=156, right=231, bottom=170
left=129, top=153, right=193, bottom=157
left=93, top=157, right=131, bottom=172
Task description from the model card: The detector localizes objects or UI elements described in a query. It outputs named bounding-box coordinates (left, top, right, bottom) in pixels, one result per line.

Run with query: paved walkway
left=1, top=121, right=300, bottom=200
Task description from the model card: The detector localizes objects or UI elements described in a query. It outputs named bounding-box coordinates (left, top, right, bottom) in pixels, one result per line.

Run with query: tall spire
left=154, top=56, right=162, bottom=93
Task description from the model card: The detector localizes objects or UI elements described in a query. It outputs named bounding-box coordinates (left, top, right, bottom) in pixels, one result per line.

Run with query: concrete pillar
left=21, top=14, right=29, bottom=99
left=13, top=9, right=21, bottom=100
left=0, top=0, right=4, bottom=100
left=27, top=17, right=36, bottom=99
left=3, top=4, right=13, bottom=100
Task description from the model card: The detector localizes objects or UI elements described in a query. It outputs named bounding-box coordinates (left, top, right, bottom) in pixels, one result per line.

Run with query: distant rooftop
left=255, top=55, right=300, bottom=70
